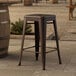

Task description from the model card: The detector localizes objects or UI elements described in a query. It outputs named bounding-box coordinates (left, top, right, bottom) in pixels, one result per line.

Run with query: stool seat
left=18, top=14, right=62, bottom=70
left=25, top=14, right=56, bottom=21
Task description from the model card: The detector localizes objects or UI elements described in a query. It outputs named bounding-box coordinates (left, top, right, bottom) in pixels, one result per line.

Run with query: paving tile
left=46, top=71, right=76, bottom=76
left=0, top=69, right=34, bottom=76
left=64, top=64, right=76, bottom=72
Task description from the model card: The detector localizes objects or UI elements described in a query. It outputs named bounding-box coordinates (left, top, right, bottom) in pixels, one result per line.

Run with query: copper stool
left=18, top=14, right=62, bottom=70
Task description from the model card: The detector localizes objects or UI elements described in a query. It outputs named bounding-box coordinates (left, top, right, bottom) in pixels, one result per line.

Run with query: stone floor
left=0, top=39, right=76, bottom=76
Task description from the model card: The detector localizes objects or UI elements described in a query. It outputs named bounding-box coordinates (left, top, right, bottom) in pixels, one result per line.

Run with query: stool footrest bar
left=23, top=46, right=35, bottom=50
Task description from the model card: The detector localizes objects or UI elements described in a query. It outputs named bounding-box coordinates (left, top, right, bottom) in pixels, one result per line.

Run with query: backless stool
left=18, top=14, right=62, bottom=70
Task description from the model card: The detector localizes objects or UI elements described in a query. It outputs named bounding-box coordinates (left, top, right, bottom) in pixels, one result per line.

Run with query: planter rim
left=10, top=34, right=35, bottom=40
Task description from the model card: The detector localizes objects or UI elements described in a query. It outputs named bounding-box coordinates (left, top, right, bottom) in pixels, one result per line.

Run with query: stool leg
left=53, top=20, right=62, bottom=64
left=18, top=18, right=27, bottom=66
left=34, top=21, right=40, bottom=61
left=39, top=18, right=46, bottom=70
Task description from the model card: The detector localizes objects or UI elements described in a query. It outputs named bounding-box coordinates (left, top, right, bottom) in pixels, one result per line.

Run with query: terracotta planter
left=52, top=0, right=58, bottom=4
left=24, top=0, right=33, bottom=6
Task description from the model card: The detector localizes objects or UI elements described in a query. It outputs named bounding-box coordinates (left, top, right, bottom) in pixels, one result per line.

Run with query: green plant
left=11, top=19, right=32, bottom=35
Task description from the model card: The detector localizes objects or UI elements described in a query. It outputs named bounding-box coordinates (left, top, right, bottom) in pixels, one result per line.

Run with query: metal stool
left=18, top=14, right=62, bottom=70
